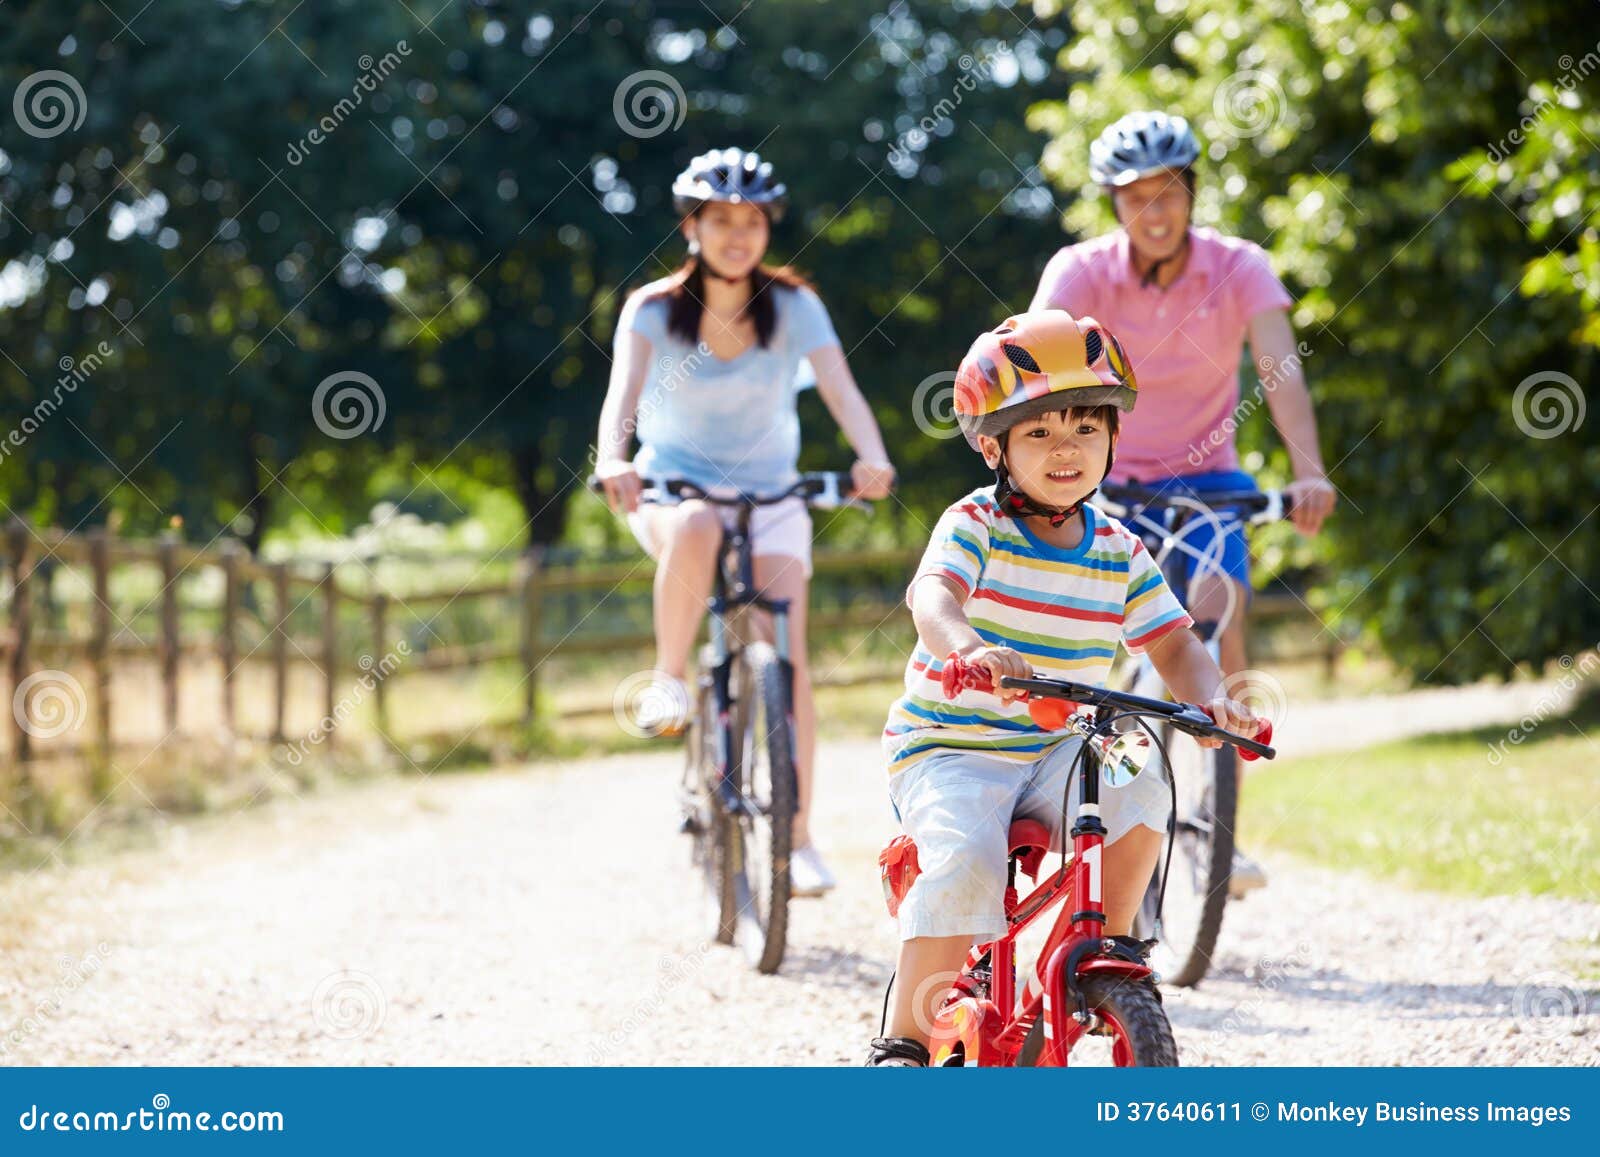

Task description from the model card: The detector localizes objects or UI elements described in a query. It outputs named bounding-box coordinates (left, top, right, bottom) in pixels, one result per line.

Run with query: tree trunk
left=512, top=439, right=571, bottom=548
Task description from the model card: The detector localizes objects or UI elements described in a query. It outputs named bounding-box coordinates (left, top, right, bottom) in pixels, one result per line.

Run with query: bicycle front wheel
left=1016, top=975, right=1179, bottom=1067
left=726, top=642, right=796, bottom=974
left=1136, top=727, right=1237, bottom=987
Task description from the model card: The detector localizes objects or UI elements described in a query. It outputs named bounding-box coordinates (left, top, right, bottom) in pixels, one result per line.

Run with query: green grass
left=1242, top=688, right=1600, bottom=900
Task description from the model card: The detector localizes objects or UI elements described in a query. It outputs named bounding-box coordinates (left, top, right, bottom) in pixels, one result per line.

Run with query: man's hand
left=960, top=643, right=1032, bottom=705
left=1197, top=696, right=1261, bottom=750
left=850, top=458, right=896, bottom=500
left=1283, top=474, right=1336, bottom=536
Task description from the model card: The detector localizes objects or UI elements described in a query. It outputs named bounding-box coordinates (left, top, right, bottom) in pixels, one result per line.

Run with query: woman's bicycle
left=878, top=653, right=1273, bottom=1066
left=1096, top=482, right=1292, bottom=987
left=599, top=471, right=870, bottom=974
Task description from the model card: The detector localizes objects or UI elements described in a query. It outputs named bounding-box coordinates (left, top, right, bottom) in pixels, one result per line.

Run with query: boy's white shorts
left=887, top=738, right=1172, bottom=942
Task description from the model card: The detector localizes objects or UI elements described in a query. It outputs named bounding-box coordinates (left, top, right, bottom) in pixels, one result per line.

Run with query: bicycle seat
left=1009, top=819, right=1051, bottom=881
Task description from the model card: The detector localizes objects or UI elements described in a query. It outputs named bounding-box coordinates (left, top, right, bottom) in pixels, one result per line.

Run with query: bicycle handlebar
left=587, top=470, right=872, bottom=512
left=1097, top=483, right=1292, bottom=524
left=939, top=653, right=1275, bottom=761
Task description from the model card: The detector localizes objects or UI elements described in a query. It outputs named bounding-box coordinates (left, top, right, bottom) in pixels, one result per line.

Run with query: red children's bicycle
left=877, top=653, right=1274, bottom=1066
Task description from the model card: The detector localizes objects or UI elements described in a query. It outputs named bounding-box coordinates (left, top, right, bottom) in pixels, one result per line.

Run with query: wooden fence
left=1, top=519, right=1344, bottom=767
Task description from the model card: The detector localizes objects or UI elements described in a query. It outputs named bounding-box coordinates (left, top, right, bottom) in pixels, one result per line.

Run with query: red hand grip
left=940, top=652, right=1003, bottom=698
left=942, top=653, right=1076, bottom=730
left=1200, top=706, right=1273, bottom=761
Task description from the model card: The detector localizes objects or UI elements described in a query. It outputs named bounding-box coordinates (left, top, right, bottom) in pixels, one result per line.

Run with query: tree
left=1029, top=0, right=1599, bottom=682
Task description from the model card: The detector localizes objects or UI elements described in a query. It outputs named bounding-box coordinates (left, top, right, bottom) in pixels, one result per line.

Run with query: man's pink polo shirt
left=1030, top=226, right=1292, bottom=484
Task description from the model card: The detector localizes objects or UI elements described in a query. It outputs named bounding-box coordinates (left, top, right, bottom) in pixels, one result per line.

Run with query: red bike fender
left=1074, top=957, right=1155, bottom=981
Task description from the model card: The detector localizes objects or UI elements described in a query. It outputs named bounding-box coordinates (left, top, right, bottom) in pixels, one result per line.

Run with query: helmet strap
left=992, top=438, right=1119, bottom=529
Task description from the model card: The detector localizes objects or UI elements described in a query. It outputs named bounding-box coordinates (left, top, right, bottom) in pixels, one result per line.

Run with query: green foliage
left=2, top=1, right=1594, bottom=682
left=1031, top=0, right=1600, bottom=682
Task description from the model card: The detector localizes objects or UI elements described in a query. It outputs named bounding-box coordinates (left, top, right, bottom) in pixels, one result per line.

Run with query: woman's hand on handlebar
left=850, top=458, right=896, bottom=501
left=958, top=643, right=1032, bottom=705
left=595, top=460, right=643, bottom=514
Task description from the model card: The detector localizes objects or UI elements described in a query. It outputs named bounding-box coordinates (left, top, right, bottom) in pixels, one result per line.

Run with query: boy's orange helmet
left=953, top=310, right=1137, bottom=451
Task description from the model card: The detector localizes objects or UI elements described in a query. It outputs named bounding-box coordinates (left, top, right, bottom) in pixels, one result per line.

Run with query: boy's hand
left=1197, top=696, right=1260, bottom=750
left=960, top=644, right=1032, bottom=705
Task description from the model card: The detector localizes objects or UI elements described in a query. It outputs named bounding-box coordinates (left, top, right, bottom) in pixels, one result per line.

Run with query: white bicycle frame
left=1100, top=492, right=1286, bottom=700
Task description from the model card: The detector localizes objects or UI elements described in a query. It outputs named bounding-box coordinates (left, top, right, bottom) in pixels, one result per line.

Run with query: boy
left=866, top=310, right=1261, bottom=1067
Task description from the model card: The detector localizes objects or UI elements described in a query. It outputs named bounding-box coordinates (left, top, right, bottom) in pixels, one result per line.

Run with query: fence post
left=271, top=562, right=289, bottom=745
left=322, top=562, right=337, bottom=747
left=520, top=545, right=546, bottom=727
left=158, top=532, right=180, bottom=738
left=7, top=519, right=32, bottom=765
left=220, top=541, right=240, bottom=739
left=88, top=528, right=111, bottom=757
left=371, top=592, right=388, bottom=736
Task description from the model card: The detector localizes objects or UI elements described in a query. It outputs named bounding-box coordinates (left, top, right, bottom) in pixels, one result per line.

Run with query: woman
left=1030, top=112, right=1338, bottom=894
left=594, top=147, right=896, bottom=896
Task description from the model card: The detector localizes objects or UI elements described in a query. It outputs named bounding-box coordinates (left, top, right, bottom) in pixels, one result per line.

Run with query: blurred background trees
left=1, top=0, right=1596, bottom=682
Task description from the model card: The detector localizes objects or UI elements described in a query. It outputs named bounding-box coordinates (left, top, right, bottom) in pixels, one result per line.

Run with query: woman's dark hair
left=646, top=212, right=814, bottom=347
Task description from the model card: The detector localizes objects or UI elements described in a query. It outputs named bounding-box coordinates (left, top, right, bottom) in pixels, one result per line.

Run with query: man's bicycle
left=877, top=653, right=1273, bottom=1066
left=599, top=471, right=870, bottom=974
left=1096, top=482, right=1292, bottom=987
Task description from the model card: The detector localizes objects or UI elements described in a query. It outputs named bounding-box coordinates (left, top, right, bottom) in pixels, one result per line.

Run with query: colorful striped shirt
left=882, top=487, right=1193, bottom=777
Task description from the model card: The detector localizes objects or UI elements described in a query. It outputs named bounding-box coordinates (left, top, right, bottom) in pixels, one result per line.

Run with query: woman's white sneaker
left=790, top=844, right=837, bottom=897
left=628, top=673, right=691, bottom=737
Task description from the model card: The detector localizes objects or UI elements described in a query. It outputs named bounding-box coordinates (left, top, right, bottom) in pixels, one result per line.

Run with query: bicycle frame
left=701, top=502, right=796, bottom=818
left=1100, top=487, right=1284, bottom=697
left=928, top=712, right=1153, bottom=1067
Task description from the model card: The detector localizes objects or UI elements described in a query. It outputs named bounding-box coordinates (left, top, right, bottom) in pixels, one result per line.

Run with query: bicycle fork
left=1026, top=753, right=1156, bottom=1065
left=706, top=595, right=800, bottom=821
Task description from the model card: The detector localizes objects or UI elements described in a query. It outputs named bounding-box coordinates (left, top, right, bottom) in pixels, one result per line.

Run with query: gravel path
left=1, top=683, right=1596, bottom=1066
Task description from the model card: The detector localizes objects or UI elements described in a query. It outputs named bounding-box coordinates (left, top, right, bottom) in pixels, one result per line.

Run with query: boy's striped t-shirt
left=882, top=486, right=1193, bottom=777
